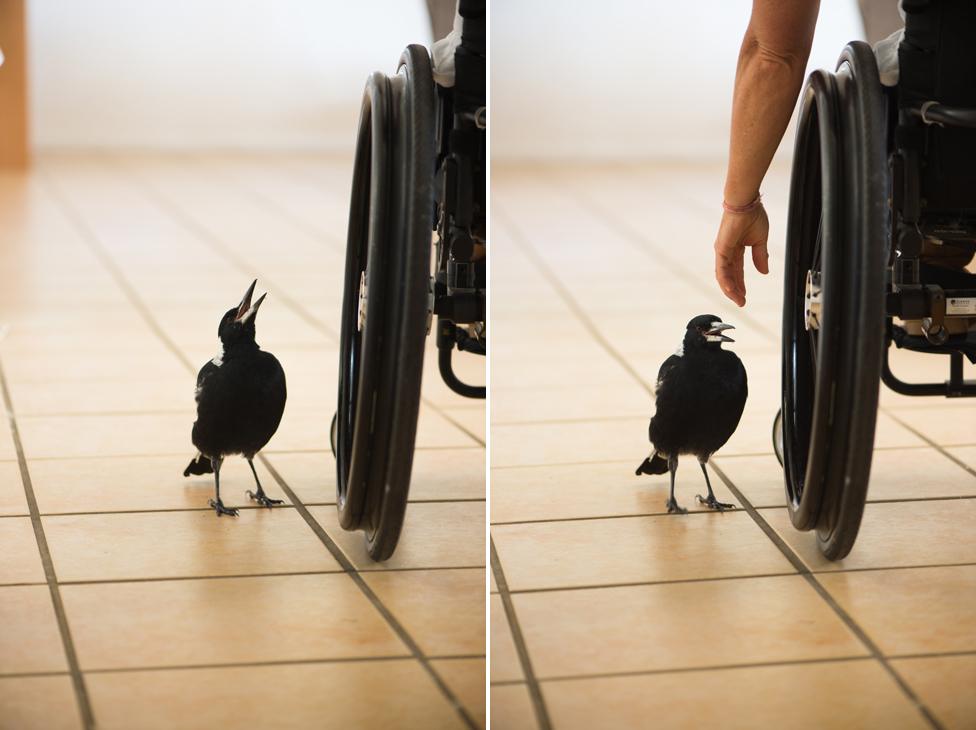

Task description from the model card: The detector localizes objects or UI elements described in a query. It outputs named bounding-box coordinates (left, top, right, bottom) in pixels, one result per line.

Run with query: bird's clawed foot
left=665, top=498, right=688, bottom=514
left=696, top=494, right=735, bottom=511
left=246, top=489, right=283, bottom=509
left=209, top=498, right=240, bottom=517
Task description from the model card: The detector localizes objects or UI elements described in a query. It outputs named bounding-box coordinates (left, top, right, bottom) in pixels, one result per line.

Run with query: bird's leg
left=665, top=455, right=687, bottom=514
left=695, top=460, right=735, bottom=511
left=245, top=457, right=283, bottom=508
left=208, top=457, right=239, bottom=517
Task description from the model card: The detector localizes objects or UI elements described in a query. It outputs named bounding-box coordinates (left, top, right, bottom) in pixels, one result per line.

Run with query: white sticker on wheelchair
left=947, top=298, right=976, bottom=316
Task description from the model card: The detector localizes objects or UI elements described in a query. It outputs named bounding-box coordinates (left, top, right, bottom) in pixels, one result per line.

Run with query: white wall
left=28, top=0, right=432, bottom=151
left=491, top=0, right=865, bottom=162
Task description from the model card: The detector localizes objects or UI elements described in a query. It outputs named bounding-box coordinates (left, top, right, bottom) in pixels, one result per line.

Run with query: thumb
left=752, top=242, right=769, bottom=275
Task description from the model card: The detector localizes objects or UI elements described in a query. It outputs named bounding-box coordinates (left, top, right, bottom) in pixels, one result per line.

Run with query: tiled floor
left=0, top=154, right=486, bottom=730
left=489, top=163, right=976, bottom=730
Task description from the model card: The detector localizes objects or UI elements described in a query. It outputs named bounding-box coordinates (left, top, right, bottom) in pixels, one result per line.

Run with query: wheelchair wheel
left=781, top=42, right=888, bottom=560
left=334, top=45, right=436, bottom=561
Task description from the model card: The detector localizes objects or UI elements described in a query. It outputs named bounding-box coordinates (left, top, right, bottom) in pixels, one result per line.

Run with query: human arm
left=715, top=0, right=820, bottom=307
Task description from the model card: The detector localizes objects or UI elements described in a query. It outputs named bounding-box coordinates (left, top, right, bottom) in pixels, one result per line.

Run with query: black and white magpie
left=183, top=280, right=287, bottom=516
left=635, top=314, right=747, bottom=513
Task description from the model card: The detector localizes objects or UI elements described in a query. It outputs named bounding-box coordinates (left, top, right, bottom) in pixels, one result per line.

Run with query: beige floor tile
left=891, top=655, right=976, bottom=730
left=43, top=508, right=338, bottom=582
left=714, top=446, right=976, bottom=509
left=886, top=405, right=976, bottom=447
left=493, top=511, right=794, bottom=591
left=491, top=418, right=648, bottom=468
left=873, top=411, right=930, bottom=449
left=271, top=406, right=478, bottom=453
left=491, top=460, right=738, bottom=523
left=85, top=659, right=465, bottom=730
left=1, top=342, right=186, bottom=384
left=0, top=461, right=28, bottom=516
left=489, top=595, right=523, bottom=683
left=441, top=406, right=486, bottom=444
left=61, top=574, right=407, bottom=670
left=17, top=413, right=191, bottom=459
left=0, top=585, right=68, bottom=673
left=492, top=384, right=650, bottom=424
left=0, top=675, right=82, bottom=730
left=762, top=500, right=976, bottom=572
left=490, top=684, right=539, bottom=730
left=29, top=454, right=283, bottom=514
left=362, top=569, right=485, bottom=656
left=0, top=420, right=16, bottom=461
left=9, top=378, right=189, bottom=416
left=513, top=576, right=867, bottom=678
left=818, top=566, right=976, bottom=656
left=310, top=502, right=485, bottom=570
left=430, top=658, right=487, bottom=729
left=946, top=445, right=976, bottom=473
left=0, top=516, right=46, bottom=584
left=542, top=659, right=928, bottom=730
left=263, top=447, right=485, bottom=504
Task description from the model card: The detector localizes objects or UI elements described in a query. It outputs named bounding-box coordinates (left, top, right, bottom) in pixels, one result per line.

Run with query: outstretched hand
left=714, top=204, right=770, bottom=307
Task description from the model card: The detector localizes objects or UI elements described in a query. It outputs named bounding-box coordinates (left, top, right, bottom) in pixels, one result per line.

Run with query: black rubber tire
left=334, top=45, right=436, bottom=561
left=781, top=42, right=888, bottom=560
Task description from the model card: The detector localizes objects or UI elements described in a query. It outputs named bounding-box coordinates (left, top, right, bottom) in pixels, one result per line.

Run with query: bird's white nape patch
left=674, top=341, right=684, bottom=357
left=211, top=348, right=224, bottom=367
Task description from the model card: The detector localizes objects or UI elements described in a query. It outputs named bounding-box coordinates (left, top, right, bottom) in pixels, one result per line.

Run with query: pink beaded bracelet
left=722, top=194, right=762, bottom=213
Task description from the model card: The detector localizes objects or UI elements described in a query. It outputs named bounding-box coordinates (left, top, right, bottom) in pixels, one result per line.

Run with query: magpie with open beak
left=183, top=280, right=287, bottom=516
left=635, top=314, right=747, bottom=513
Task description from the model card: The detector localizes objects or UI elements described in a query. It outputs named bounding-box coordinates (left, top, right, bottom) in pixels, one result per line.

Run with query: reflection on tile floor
left=0, top=155, right=485, bottom=729
left=489, top=163, right=976, bottom=730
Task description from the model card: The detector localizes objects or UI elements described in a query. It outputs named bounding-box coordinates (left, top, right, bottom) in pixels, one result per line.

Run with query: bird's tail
left=635, top=451, right=669, bottom=476
left=183, top=452, right=213, bottom=477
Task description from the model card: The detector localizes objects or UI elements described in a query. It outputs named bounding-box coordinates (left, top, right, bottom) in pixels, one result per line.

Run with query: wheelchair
left=330, top=1, right=486, bottom=561
left=774, top=0, right=976, bottom=560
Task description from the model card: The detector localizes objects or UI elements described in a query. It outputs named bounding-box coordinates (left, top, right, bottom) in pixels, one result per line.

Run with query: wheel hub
left=357, top=271, right=368, bottom=331
left=804, top=270, right=822, bottom=331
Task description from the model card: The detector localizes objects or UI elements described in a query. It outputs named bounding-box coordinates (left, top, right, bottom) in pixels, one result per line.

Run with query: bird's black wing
left=194, top=360, right=219, bottom=404
left=654, top=354, right=682, bottom=396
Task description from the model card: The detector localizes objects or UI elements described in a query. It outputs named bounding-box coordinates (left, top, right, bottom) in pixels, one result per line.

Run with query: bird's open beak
left=706, top=322, right=735, bottom=342
left=234, top=280, right=267, bottom=324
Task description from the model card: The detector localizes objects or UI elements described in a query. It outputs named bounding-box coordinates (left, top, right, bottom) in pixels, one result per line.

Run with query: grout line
left=485, top=648, right=976, bottom=687
left=882, top=410, right=976, bottom=480
left=487, top=443, right=943, bottom=471
left=0, top=443, right=482, bottom=465
left=489, top=494, right=976, bottom=527
left=436, top=410, right=486, bottom=447
left=259, top=455, right=480, bottom=730
left=493, top=206, right=654, bottom=397
left=0, top=357, right=95, bottom=729
left=490, top=538, right=552, bottom=730
left=81, top=653, right=486, bottom=676
left=0, top=495, right=485, bottom=520
left=40, top=163, right=480, bottom=730
left=511, top=655, right=875, bottom=684
left=498, top=560, right=976, bottom=596
left=708, top=461, right=947, bottom=730
left=10, top=559, right=972, bottom=594
left=0, top=653, right=486, bottom=681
